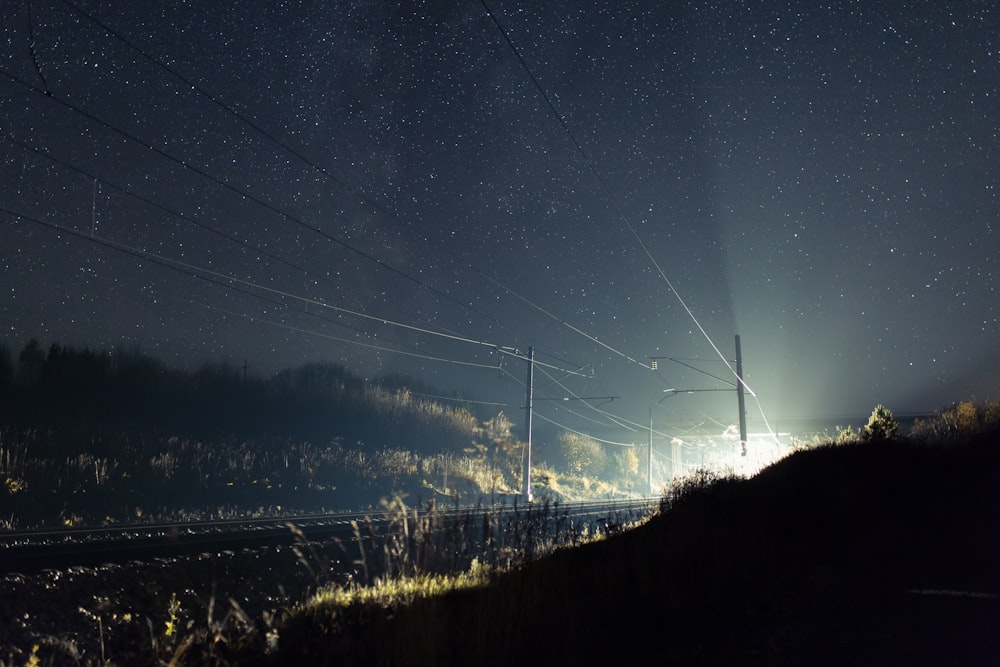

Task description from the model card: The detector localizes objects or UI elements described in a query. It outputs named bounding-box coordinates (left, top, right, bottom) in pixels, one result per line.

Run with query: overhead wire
left=6, top=129, right=481, bottom=349
left=44, top=0, right=556, bottom=355
left=51, top=3, right=712, bottom=452
left=46, top=0, right=645, bottom=376
left=0, top=65, right=510, bottom=344
left=661, top=357, right=737, bottom=388
left=534, top=365, right=637, bottom=432
left=5, top=25, right=549, bottom=371
left=2, top=131, right=315, bottom=277
left=406, top=392, right=508, bottom=407
left=180, top=297, right=501, bottom=371
left=52, top=0, right=396, bottom=212
left=1, top=204, right=500, bottom=348
left=3, top=130, right=506, bottom=359
left=11, top=3, right=783, bottom=449
left=2, top=203, right=596, bottom=382
left=531, top=412, right=635, bottom=447
left=480, top=0, right=781, bottom=443
left=479, top=0, right=734, bottom=376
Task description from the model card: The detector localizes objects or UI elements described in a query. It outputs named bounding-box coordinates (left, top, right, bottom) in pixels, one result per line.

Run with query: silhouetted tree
left=0, top=343, right=12, bottom=385
left=862, top=404, right=900, bottom=442
left=16, top=338, right=45, bottom=387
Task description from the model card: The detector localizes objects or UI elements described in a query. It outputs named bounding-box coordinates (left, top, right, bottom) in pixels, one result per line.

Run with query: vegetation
left=262, top=399, right=1000, bottom=666
left=2, top=338, right=998, bottom=664
left=862, top=403, right=901, bottom=442
left=1, top=340, right=480, bottom=453
left=2, top=396, right=998, bottom=664
left=0, top=340, right=648, bottom=528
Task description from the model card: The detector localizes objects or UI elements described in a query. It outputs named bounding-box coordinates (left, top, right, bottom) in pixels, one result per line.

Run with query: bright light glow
left=654, top=426, right=794, bottom=487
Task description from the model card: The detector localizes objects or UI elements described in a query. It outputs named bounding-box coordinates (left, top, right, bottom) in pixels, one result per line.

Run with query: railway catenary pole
left=523, top=346, right=534, bottom=502
left=735, top=335, right=748, bottom=456
left=648, top=406, right=654, bottom=495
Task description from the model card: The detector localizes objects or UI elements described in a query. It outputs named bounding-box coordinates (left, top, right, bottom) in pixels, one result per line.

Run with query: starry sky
left=2, top=1, right=998, bottom=443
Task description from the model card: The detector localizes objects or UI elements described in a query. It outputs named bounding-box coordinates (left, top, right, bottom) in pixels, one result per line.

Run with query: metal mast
left=648, top=406, right=654, bottom=495
left=523, top=346, right=534, bottom=502
left=735, top=335, right=748, bottom=456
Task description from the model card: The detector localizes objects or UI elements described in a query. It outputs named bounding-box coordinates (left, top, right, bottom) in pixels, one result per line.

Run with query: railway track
left=0, top=498, right=658, bottom=575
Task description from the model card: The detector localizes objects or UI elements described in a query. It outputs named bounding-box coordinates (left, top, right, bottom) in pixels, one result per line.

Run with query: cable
left=480, top=2, right=782, bottom=444
left=1, top=205, right=499, bottom=349
left=53, top=0, right=657, bottom=376
left=532, top=411, right=635, bottom=448
left=26, top=0, right=50, bottom=94
left=480, top=1, right=724, bottom=374
left=406, top=392, right=508, bottom=407
left=534, top=365, right=637, bottom=432
left=0, top=66, right=506, bottom=342
left=14, top=5, right=781, bottom=447
left=181, top=298, right=500, bottom=371
left=3, top=131, right=314, bottom=277
left=54, top=0, right=398, bottom=225
left=6, top=203, right=516, bottom=375
left=662, top=357, right=737, bottom=388
left=48, top=0, right=551, bottom=348
left=4, top=131, right=532, bottom=365
left=4, top=204, right=599, bottom=384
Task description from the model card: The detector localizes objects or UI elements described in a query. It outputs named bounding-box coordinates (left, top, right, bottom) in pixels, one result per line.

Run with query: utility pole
left=242, top=358, right=250, bottom=382
left=648, top=406, right=654, bottom=495
left=735, top=335, right=747, bottom=456
left=523, top=346, right=534, bottom=502
left=651, top=336, right=751, bottom=459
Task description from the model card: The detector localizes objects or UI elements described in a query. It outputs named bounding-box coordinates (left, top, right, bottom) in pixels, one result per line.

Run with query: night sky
left=2, top=1, right=998, bottom=444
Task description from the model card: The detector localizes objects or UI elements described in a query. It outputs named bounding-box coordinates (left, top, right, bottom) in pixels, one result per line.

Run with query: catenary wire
left=480, top=1, right=782, bottom=443
left=45, top=0, right=605, bottom=363
left=3, top=205, right=593, bottom=380
left=0, top=66, right=511, bottom=342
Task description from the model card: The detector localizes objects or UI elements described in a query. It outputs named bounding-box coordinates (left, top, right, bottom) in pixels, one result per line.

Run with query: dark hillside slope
left=277, top=434, right=1000, bottom=666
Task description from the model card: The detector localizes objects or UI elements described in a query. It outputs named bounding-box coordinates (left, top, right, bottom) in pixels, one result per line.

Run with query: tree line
left=0, top=339, right=479, bottom=454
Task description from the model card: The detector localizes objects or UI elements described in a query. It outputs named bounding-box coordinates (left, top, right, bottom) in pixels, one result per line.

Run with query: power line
left=6, top=8, right=637, bottom=380
left=11, top=6, right=776, bottom=447
left=4, top=204, right=507, bottom=372
left=407, top=392, right=508, bottom=407
left=3, top=131, right=536, bottom=369
left=0, top=66, right=509, bottom=343
left=53, top=0, right=650, bottom=377
left=480, top=2, right=781, bottom=444
left=532, top=412, right=636, bottom=448
left=655, top=356, right=737, bottom=388
left=54, top=0, right=398, bottom=224
left=2, top=131, right=314, bottom=277
left=44, top=0, right=546, bottom=349
left=183, top=298, right=501, bottom=372
left=479, top=2, right=751, bottom=381
left=534, top=365, right=639, bottom=433
left=1, top=203, right=502, bottom=350
left=3, top=205, right=599, bottom=383
left=542, top=395, right=637, bottom=433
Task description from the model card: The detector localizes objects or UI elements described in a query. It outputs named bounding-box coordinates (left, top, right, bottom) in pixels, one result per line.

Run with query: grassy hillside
left=0, top=341, right=646, bottom=528
left=270, top=430, right=1000, bottom=666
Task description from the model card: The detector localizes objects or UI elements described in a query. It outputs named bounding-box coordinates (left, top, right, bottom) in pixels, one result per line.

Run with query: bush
left=558, top=432, right=608, bottom=476
left=862, top=404, right=899, bottom=442
left=910, top=398, right=1000, bottom=445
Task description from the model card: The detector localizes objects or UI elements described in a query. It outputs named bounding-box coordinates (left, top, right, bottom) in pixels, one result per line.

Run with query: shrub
left=862, top=404, right=899, bottom=442
left=910, top=398, right=1000, bottom=445
left=614, top=447, right=640, bottom=479
left=558, top=432, right=608, bottom=476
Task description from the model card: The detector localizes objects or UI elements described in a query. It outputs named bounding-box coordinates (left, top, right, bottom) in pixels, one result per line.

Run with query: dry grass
left=263, top=402, right=1000, bottom=666
left=5, top=399, right=999, bottom=665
